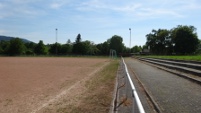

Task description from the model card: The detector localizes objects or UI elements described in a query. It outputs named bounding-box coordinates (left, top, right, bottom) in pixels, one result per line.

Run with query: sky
left=0, top=0, right=201, bottom=47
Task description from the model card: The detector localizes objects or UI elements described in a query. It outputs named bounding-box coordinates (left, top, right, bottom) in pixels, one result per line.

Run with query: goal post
left=109, top=49, right=117, bottom=59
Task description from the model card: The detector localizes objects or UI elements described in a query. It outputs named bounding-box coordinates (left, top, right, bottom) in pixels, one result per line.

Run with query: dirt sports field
left=0, top=57, right=110, bottom=113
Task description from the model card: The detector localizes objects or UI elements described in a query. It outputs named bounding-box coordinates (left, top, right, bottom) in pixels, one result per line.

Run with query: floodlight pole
left=129, top=28, right=131, bottom=52
left=56, top=28, right=58, bottom=55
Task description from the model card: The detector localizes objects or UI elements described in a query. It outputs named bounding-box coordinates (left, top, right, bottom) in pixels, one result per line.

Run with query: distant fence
left=112, top=57, right=145, bottom=113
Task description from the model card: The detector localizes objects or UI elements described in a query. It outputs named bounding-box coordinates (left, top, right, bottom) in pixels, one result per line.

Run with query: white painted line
left=31, top=62, right=109, bottom=113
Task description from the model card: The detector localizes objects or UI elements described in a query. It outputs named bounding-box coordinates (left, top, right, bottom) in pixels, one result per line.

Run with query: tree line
left=1, top=25, right=199, bottom=56
left=0, top=34, right=135, bottom=56
left=145, top=25, right=200, bottom=55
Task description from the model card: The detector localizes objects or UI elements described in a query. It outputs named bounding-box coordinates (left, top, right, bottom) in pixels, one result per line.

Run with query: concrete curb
left=137, top=58, right=201, bottom=86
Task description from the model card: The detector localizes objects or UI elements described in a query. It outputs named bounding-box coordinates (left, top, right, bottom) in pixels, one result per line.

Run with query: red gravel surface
left=0, top=57, right=108, bottom=113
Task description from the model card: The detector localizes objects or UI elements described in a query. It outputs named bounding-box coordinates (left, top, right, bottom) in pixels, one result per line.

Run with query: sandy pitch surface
left=0, top=57, right=108, bottom=113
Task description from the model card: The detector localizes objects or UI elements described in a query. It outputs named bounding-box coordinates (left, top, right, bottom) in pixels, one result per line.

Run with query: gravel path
left=125, top=58, right=201, bottom=113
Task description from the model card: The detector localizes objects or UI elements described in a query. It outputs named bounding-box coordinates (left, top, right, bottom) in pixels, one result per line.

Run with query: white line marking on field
left=30, top=61, right=109, bottom=113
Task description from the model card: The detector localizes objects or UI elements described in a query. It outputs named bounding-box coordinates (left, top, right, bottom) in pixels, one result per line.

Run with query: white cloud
left=136, top=7, right=183, bottom=19
left=0, top=29, right=9, bottom=34
left=0, top=0, right=47, bottom=19
left=76, top=0, right=107, bottom=11
left=49, top=0, right=71, bottom=9
left=75, top=0, right=186, bottom=21
left=111, top=3, right=142, bottom=13
left=0, top=3, right=4, bottom=9
left=50, top=3, right=62, bottom=9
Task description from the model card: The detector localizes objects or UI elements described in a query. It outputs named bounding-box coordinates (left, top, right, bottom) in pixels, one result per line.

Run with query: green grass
left=142, top=55, right=201, bottom=61
left=75, top=60, right=119, bottom=113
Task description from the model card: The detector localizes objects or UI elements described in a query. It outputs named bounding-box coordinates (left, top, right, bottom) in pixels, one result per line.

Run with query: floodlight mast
left=56, top=28, right=58, bottom=55
left=56, top=28, right=58, bottom=43
left=129, top=28, right=131, bottom=51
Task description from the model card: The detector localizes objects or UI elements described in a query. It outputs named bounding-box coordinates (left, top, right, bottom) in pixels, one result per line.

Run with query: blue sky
left=0, top=0, right=201, bottom=47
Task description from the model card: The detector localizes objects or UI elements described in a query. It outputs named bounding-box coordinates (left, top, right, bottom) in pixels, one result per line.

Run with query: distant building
left=140, top=49, right=150, bottom=55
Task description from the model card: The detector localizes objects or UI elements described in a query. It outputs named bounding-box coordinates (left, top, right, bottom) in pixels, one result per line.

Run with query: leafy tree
left=195, top=40, right=201, bottom=54
left=122, top=46, right=130, bottom=53
left=34, top=40, right=48, bottom=55
left=73, top=42, right=84, bottom=54
left=96, top=41, right=110, bottom=55
left=102, top=41, right=110, bottom=55
left=146, top=29, right=170, bottom=54
left=145, top=25, right=199, bottom=55
left=25, top=42, right=36, bottom=49
left=131, top=46, right=142, bottom=53
left=49, top=43, right=62, bottom=55
left=7, top=38, right=26, bottom=56
left=60, top=43, right=72, bottom=54
left=0, top=45, right=3, bottom=54
left=83, top=40, right=98, bottom=55
left=73, top=34, right=97, bottom=55
left=96, top=43, right=103, bottom=55
left=0, top=40, right=10, bottom=54
left=25, top=42, right=36, bottom=55
left=171, top=25, right=199, bottom=54
left=109, top=35, right=124, bottom=54
left=73, top=38, right=98, bottom=55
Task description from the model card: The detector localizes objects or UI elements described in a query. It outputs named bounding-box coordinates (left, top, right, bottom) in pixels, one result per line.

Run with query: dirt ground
left=0, top=57, right=109, bottom=113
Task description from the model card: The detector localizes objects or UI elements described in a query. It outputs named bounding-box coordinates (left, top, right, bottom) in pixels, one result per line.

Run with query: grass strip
left=142, top=55, right=201, bottom=61
left=57, top=59, right=119, bottom=113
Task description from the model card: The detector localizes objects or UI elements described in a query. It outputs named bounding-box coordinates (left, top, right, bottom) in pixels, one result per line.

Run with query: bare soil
left=0, top=57, right=109, bottom=113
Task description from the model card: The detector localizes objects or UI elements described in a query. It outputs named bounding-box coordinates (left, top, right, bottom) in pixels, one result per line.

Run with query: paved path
left=125, top=58, right=201, bottom=113
left=116, top=59, right=156, bottom=113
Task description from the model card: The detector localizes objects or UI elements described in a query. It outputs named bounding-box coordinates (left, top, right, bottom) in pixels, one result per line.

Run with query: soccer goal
left=109, top=49, right=117, bottom=59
